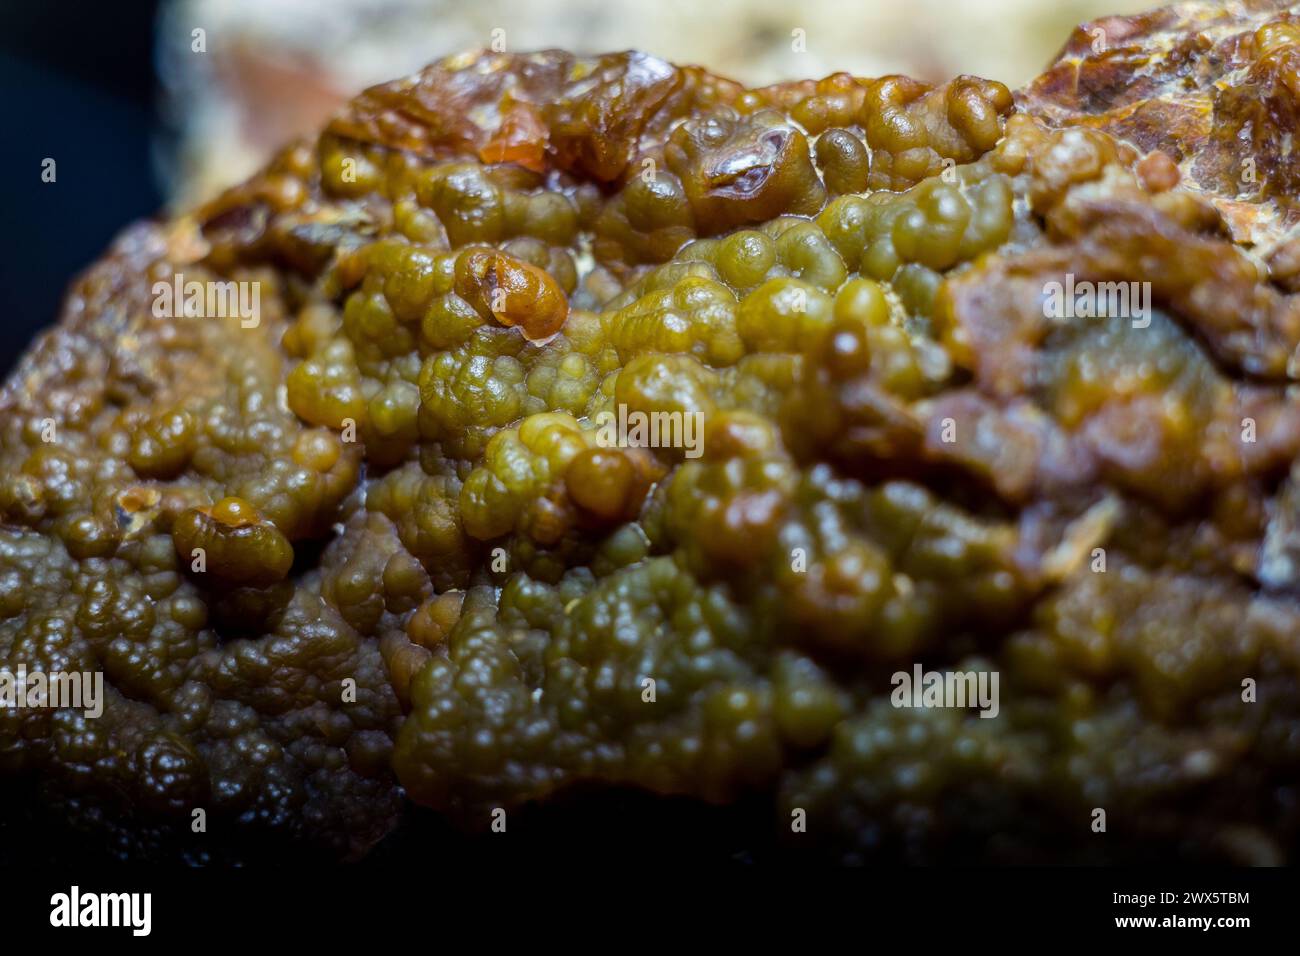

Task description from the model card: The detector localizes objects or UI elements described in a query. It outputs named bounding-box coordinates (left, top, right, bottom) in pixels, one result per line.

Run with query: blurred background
left=0, top=0, right=1150, bottom=376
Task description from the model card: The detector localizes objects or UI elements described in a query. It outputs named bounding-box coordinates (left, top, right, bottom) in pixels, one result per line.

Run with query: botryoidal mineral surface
left=3, top=0, right=1300, bottom=863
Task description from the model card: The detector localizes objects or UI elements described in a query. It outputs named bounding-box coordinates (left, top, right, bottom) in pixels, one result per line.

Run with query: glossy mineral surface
left=4, top=0, right=1300, bottom=862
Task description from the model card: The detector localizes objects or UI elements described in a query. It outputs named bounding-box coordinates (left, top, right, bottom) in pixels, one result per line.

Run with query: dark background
left=0, top=1, right=164, bottom=378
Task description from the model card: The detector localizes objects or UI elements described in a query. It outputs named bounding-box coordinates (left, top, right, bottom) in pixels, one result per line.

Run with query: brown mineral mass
left=3, top=1, right=1300, bottom=863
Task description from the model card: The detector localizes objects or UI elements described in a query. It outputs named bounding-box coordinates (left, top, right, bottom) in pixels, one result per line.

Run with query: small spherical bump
left=172, top=497, right=294, bottom=588
left=407, top=591, right=464, bottom=649
left=566, top=448, right=638, bottom=521
left=129, top=409, right=198, bottom=480
left=826, top=317, right=873, bottom=378
left=1137, top=149, right=1181, bottom=193
left=292, top=429, right=343, bottom=472
left=716, top=230, right=776, bottom=289
left=287, top=341, right=367, bottom=429
left=453, top=248, right=569, bottom=342
left=816, top=128, right=871, bottom=195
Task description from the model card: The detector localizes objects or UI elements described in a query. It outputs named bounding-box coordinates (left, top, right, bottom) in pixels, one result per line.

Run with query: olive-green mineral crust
left=5, top=0, right=1300, bottom=862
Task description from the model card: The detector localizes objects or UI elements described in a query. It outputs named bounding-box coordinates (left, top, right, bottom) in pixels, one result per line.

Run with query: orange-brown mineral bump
left=4, top=1, right=1300, bottom=864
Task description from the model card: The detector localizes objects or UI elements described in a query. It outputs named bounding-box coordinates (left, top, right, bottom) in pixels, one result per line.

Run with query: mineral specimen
left=3, top=0, right=1299, bottom=864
